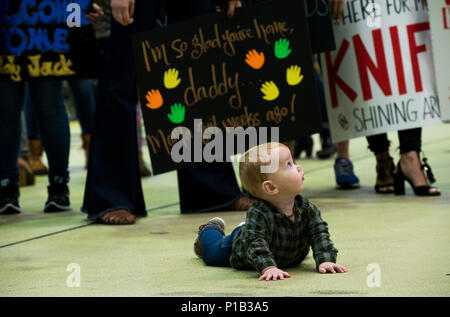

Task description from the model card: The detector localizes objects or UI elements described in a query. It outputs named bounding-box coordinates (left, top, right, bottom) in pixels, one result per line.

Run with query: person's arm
left=85, top=3, right=104, bottom=28
left=305, top=200, right=340, bottom=271
left=111, top=0, right=135, bottom=26
left=240, top=208, right=279, bottom=276
left=215, top=0, right=242, bottom=17
left=328, top=0, right=345, bottom=21
left=259, top=266, right=291, bottom=281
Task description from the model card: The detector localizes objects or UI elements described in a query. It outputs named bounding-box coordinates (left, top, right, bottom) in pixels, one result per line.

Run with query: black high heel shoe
left=394, top=153, right=440, bottom=196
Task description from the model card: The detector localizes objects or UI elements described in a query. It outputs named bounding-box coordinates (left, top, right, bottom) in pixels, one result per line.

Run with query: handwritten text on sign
left=132, top=0, right=321, bottom=174
left=0, top=0, right=95, bottom=81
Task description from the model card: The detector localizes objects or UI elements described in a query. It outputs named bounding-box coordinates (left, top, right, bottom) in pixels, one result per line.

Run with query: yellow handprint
left=286, top=65, right=304, bottom=86
left=164, top=68, right=181, bottom=89
left=260, top=81, right=279, bottom=101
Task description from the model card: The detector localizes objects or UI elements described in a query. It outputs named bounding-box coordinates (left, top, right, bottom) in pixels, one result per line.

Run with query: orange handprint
left=145, top=89, right=163, bottom=110
left=245, top=50, right=265, bottom=70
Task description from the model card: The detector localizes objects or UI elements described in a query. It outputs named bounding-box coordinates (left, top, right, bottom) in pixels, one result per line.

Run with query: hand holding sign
left=167, top=103, right=186, bottom=124
left=286, top=65, right=304, bottom=86
left=245, top=50, right=265, bottom=69
left=274, top=38, right=292, bottom=59
left=260, top=81, right=279, bottom=101
left=164, top=68, right=181, bottom=89
left=145, top=89, right=163, bottom=109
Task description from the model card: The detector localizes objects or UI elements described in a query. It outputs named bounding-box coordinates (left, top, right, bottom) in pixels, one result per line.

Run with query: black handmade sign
left=0, top=0, right=96, bottom=82
left=132, top=0, right=322, bottom=175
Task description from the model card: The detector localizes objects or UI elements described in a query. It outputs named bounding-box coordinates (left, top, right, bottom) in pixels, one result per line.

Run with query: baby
left=194, top=142, right=348, bottom=280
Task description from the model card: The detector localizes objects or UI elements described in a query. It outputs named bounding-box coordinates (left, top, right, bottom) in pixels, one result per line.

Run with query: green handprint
left=167, top=103, right=186, bottom=124
left=274, top=38, right=292, bottom=59
left=260, top=81, right=279, bottom=101
left=164, top=68, right=181, bottom=89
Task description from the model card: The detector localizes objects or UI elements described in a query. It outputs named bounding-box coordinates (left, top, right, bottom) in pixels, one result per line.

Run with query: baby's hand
left=259, top=266, right=291, bottom=281
left=318, top=262, right=348, bottom=274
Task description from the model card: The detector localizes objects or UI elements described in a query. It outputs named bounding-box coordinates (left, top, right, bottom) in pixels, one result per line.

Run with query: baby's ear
left=262, top=180, right=278, bottom=196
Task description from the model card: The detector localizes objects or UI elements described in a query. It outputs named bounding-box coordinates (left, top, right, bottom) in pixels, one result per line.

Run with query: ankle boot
left=18, top=156, right=35, bottom=187
left=81, top=133, right=91, bottom=168
left=28, top=139, right=49, bottom=175
left=374, top=151, right=395, bottom=194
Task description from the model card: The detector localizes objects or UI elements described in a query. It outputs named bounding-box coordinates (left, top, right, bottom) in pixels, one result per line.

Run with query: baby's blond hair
left=239, top=142, right=287, bottom=198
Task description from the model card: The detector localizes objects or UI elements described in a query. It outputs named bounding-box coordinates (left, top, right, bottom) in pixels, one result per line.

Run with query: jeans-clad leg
left=0, top=82, right=25, bottom=185
left=200, top=225, right=243, bottom=267
left=68, top=79, right=95, bottom=135
left=28, top=81, right=70, bottom=184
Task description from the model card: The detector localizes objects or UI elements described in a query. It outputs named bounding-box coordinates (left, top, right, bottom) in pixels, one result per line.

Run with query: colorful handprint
left=260, top=81, right=279, bottom=101
left=245, top=49, right=265, bottom=69
left=164, top=68, right=181, bottom=89
left=167, top=103, right=186, bottom=124
left=145, top=89, right=163, bottom=110
left=274, top=38, right=292, bottom=59
left=286, top=65, right=304, bottom=86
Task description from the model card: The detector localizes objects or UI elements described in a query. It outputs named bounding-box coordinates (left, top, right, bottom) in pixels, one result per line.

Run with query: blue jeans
left=200, top=225, right=243, bottom=267
left=25, top=79, right=95, bottom=137
left=0, top=81, right=70, bottom=186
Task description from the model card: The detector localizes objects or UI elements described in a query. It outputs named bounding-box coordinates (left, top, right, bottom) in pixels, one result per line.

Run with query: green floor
left=1, top=124, right=449, bottom=297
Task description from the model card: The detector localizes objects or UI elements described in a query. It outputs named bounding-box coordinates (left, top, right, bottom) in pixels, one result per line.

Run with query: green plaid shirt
left=230, top=195, right=338, bottom=273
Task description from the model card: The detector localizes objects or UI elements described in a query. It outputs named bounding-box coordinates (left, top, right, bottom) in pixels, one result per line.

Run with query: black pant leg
left=366, top=133, right=390, bottom=154
left=165, top=0, right=242, bottom=213
left=82, top=0, right=163, bottom=219
left=398, top=128, right=422, bottom=154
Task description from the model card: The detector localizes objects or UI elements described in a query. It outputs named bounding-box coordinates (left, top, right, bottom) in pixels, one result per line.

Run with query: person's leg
left=23, top=84, right=49, bottom=175
left=396, top=128, right=439, bottom=195
left=136, top=101, right=151, bottom=177
left=67, top=79, right=95, bottom=135
left=166, top=0, right=248, bottom=214
left=82, top=0, right=163, bottom=223
left=314, top=58, right=336, bottom=159
left=198, top=222, right=242, bottom=267
left=0, top=82, right=25, bottom=214
left=29, top=80, right=71, bottom=211
left=67, top=79, right=95, bottom=167
left=178, top=162, right=244, bottom=213
left=334, top=140, right=360, bottom=189
left=366, top=133, right=395, bottom=193
left=18, top=112, right=35, bottom=187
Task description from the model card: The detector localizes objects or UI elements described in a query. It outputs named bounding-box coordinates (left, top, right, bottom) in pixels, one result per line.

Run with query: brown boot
left=81, top=133, right=91, bottom=168
left=18, top=156, right=35, bottom=187
left=28, top=139, right=48, bottom=175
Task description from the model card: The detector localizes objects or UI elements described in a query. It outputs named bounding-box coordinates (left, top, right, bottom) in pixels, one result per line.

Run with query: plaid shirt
left=230, top=195, right=338, bottom=273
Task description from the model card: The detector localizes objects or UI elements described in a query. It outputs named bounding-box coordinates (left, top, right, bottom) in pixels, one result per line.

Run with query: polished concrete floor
left=1, top=123, right=449, bottom=297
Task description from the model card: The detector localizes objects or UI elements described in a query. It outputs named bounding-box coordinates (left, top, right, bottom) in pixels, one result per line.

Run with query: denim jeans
left=200, top=225, right=243, bottom=267
left=24, top=79, right=95, bottom=137
left=68, top=79, right=95, bottom=135
left=0, top=80, right=70, bottom=186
